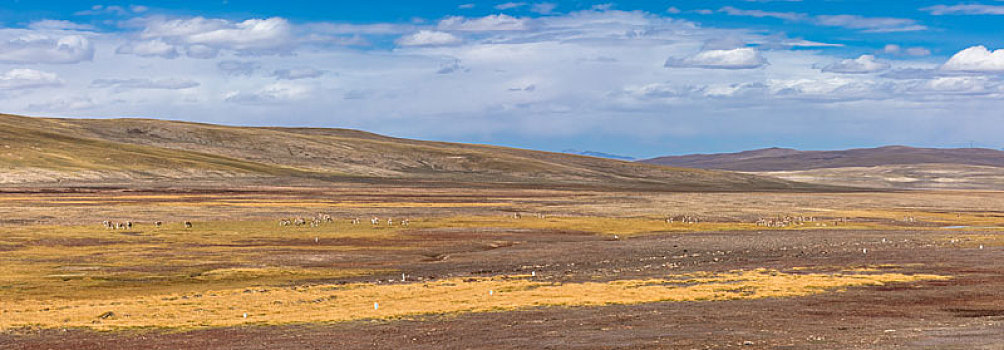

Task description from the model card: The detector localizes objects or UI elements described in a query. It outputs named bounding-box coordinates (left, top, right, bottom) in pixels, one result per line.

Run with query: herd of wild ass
left=100, top=212, right=866, bottom=231
left=101, top=212, right=413, bottom=230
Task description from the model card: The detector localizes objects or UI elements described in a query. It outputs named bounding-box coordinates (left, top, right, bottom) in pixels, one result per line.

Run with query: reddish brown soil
left=4, top=228, right=1002, bottom=349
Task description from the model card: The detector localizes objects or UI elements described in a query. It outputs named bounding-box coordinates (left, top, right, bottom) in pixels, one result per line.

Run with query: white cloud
left=225, top=82, right=311, bottom=104
left=495, top=2, right=526, bottom=10
left=942, top=46, right=1004, bottom=72
left=458, top=3, right=475, bottom=9
left=1, top=8, right=1001, bottom=155
left=916, top=76, right=1000, bottom=95
left=120, top=16, right=294, bottom=58
left=180, top=17, right=293, bottom=51
left=438, top=14, right=529, bottom=31
left=905, top=47, right=931, bottom=57
left=26, top=96, right=96, bottom=112
left=437, top=59, right=469, bottom=74
left=92, top=78, right=200, bottom=90
left=718, top=8, right=924, bottom=33
left=814, top=15, right=926, bottom=33
left=531, top=3, right=558, bottom=14
left=185, top=44, right=219, bottom=59
left=819, top=55, right=890, bottom=74
left=591, top=3, right=614, bottom=11
left=922, top=4, right=1004, bottom=15
left=0, top=69, right=62, bottom=90
left=767, top=77, right=879, bottom=99
left=115, top=39, right=178, bottom=58
left=273, top=68, right=324, bottom=80
left=74, top=5, right=129, bottom=16
left=718, top=6, right=805, bottom=21
left=0, top=34, right=94, bottom=64
left=396, top=30, right=462, bottom=47
left=665, top=47, right=768, bottom=69
left=217, top=60, right=260, bottom=76
left=666, top=7, right=681, bottom=14
left=884, top=44, right=931, bottom=57
left=27, top=20, right=96, bottom=31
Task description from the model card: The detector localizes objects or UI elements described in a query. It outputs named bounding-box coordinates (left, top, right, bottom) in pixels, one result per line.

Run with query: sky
left=0, top=1, right=1003, bottom=157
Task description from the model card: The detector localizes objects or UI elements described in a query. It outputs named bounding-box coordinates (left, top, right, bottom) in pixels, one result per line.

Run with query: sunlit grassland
left=0, top=221, right=406, bottom=301
left=0, top=268, right=946, bottom=330
left=1, top=210, right=996, bottom=303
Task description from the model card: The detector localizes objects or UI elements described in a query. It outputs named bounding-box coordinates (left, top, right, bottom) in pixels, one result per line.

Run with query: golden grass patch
left=412, top=216, right=767, bottom=236
left=0, top=269, right=946, bottom=330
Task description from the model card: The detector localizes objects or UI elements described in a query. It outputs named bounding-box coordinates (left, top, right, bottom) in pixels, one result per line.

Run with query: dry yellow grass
left=0, top=268, right=946, bottom=330
left=0, top=221, right=405, bottom=301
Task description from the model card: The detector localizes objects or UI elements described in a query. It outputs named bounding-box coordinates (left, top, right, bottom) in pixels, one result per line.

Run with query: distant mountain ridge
left=641, top=146, right=1004, bottom=171
left=562, top=149, right=636, bottom=161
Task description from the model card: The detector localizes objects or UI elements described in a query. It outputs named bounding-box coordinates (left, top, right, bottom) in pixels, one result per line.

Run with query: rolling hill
left=0, top=114, right=820, bottom=191
left=641, top=146, right=1004, bottom=171
left=641, top=146, right=1004, bottom=190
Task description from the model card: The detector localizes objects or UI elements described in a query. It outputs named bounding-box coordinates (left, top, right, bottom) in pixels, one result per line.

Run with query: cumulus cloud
left=665, top=47, right=768, bottom=69
left=438, top=14, right=529, bottom=31
left=0, top=34, right=94, bottom=64
left=396, top=30, right=462, bottom=47
left=119, top=16, right=294, bottom=58
left=767, top=77, right=879, bottom=99
left=916, top=76, right=1000, bottom=95
left=273, top=68, right=324, bottom=80
left=91, top=78, right=200, bottom=90
left=0, top=69, right=62, bottom=90
left=819, top=55, right=890, bottom=74
left=942, top=46, right=1004, bottom=72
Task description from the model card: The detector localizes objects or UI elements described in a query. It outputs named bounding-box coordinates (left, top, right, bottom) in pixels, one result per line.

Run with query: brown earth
left=3, top=228, right=1001, bottom=349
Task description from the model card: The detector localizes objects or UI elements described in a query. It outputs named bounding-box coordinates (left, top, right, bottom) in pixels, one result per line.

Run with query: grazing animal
left=184, top=221, right=193, bottom=229
left=351, top=218, right=360, bottom=225
left=154, top=221, right=163, bottom=228
left=387, top=218, right=393, bottom=226
left=125, top=221, right=133, bottom=229
left=401, top=219, right=410, bottom=226
left=371, top=217, right=379, bottom=225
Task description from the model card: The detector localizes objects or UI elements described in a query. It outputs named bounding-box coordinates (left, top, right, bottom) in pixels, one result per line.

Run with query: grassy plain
left=0, top=187, right=1001, bottom=340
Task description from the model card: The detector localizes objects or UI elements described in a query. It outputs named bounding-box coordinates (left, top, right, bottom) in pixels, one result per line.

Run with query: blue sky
left=0, top=1, right=1002, bottom=157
